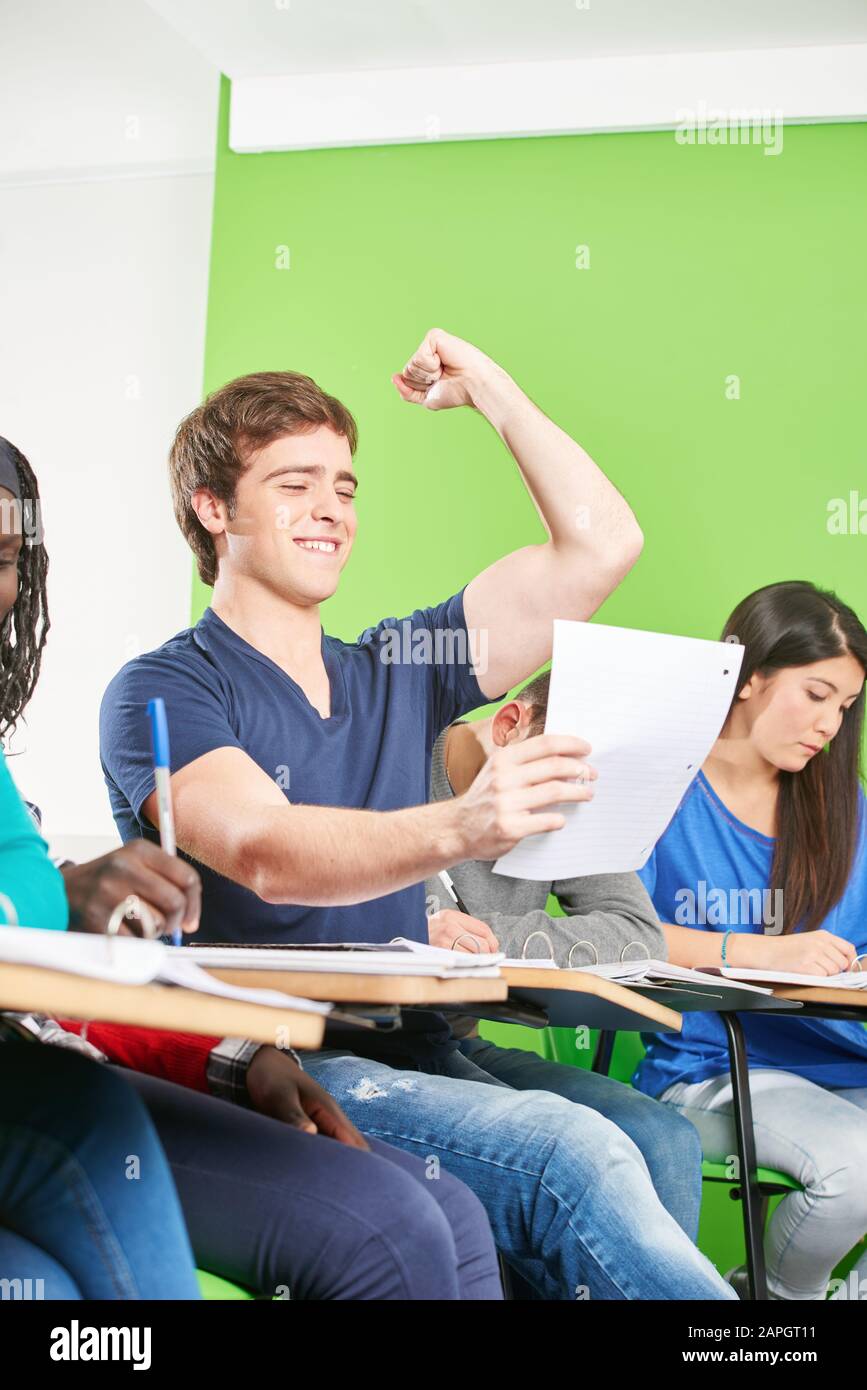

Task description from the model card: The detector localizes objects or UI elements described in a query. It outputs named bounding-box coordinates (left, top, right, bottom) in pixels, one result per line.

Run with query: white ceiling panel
left=145, top=0, right=867, bottom=79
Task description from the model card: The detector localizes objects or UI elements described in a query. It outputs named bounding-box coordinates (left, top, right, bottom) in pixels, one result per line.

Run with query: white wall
left=229, top=44, right=867, bottom=153
left=0, top=1, right=219, bottom=860
left=144, top=0, right=867, bottom=151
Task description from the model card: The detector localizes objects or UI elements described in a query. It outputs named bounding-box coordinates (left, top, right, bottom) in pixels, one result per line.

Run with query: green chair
left=196, top=1269, right=255, bottom=1300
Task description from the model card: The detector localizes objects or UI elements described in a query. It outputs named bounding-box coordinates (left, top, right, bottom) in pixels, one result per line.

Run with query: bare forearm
left=233, top=798, right=467, bottom=907
left=663, top=924, right=759, bottom=969
left=472, top=369, right=642, bottom=564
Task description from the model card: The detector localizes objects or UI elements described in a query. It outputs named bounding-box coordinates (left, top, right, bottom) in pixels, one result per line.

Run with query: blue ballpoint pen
left=146, top=697, right=182, bottom=947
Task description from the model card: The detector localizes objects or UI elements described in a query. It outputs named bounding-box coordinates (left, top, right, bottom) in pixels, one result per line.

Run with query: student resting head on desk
left=0, top=433, right=503, bottom=1301
left=633, top=580, right=867, bottom=1300
left=100, top=332, right=735, bottom=1300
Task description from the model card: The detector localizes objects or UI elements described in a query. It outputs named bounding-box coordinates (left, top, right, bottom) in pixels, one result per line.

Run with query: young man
left=101, top=328, right=734, bottom=1299
left=423, top=671, right=703, bottom=1241
left=1, top=433, right=501, bottom=1302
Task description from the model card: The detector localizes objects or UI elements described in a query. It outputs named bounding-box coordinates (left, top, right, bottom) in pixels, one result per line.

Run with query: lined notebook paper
left=494, top=620, right=744, bottom=880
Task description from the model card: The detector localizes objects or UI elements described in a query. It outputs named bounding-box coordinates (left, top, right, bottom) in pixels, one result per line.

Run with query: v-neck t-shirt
left=99, top=590, right=494, bottom=1061
left=100, top=588, right=493, bottom=942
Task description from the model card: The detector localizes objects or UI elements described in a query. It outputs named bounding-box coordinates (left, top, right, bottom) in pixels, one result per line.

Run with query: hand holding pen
left=427, top=870, right=500, bottom=954
left=60, top=839, right=200, bottom=939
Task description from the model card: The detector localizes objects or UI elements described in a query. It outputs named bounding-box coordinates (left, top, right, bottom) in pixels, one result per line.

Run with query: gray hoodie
left=425, top=723, right=666, bottom=1035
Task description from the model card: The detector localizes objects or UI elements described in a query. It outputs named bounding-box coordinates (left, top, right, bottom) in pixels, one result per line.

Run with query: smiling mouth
left=293, top=539, right=339, bottom=554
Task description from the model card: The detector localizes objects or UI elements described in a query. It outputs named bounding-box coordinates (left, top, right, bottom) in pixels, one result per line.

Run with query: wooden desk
left=772, top=984, right=867, bottom=1008
left=207, top=968, right=509, bottom=1008
left=0, top=963, right=327, bottom=1050
left=500, top=967, right=682, bottom=1033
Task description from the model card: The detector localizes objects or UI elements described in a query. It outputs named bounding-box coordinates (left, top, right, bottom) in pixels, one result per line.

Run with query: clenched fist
left=392, top=327, right=507, bottom=411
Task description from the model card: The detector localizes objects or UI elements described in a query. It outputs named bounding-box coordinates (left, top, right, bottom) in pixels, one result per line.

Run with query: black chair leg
left=592, top=1029, right=615, bottom=1075
left=722, top=1012, right=769, bottom=1300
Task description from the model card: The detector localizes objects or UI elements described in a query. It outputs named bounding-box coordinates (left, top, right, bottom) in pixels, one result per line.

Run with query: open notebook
left=503, top=957, right=774, bottom=995
left=718, top=965, right=867, bottom=990
left=178, top=937, right=504, bottom=979
left=0, top=927, right=332, bottom=1015
left=495, top=619, right=745, bottom=880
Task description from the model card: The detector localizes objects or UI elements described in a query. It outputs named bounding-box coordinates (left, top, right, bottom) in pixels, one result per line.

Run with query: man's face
left=0, top=485, right=22, bottom=625
left=212, top=426, right=358, bottom=606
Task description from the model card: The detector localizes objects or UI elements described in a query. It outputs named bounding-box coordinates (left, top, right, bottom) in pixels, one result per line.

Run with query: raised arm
left=393, top=328, right=643, bottom=697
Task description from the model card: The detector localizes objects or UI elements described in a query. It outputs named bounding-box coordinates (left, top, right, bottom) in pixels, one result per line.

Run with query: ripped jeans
left=301, top=1044, right=735, bottom=1301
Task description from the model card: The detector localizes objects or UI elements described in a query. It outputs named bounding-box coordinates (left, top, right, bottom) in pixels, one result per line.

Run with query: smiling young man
left=100, top=328, right=734, bottom=1299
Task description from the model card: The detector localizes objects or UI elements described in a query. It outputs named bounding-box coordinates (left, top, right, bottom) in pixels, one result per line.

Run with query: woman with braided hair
left=0, top=436, right=49, bottom=742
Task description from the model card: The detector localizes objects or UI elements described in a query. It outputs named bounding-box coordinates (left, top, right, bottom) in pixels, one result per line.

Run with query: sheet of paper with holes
left=494, top=619, right=745, bottom=881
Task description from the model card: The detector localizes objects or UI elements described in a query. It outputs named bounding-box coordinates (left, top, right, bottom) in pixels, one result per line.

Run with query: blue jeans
left=0, top=1043, right=200, bottom=1299
left=124, top=1067, right=502, bottom=1299
left=302, top=1042, right=736, bottom=1300
left=663, top=1068, right=867, bottom=1300
left=460, top=1038, right=702, bottom=1239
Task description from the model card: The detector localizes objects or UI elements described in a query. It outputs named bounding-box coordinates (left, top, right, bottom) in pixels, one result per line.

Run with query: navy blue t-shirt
left=100, top=589, right=491, bottom=948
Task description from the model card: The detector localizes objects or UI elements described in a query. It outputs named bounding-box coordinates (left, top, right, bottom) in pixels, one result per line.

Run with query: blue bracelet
left=721, top=929, right=733, bottom=965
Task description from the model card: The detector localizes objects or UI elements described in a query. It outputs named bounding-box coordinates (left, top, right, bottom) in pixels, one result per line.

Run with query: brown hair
left=515, top=669, right=551, bottom=737
left=722, top=581, right=867, bottom=933
left=169, top=371, right=358, bottom=586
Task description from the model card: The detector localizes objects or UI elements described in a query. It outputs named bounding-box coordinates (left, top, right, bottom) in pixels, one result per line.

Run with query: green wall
left=196, top=78, right=866, bottom=679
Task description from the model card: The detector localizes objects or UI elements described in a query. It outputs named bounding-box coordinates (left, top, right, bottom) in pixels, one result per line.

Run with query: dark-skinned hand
left=246, top=1046, right=370, bottom=1149
left=61, top=840, right=201, bottom=937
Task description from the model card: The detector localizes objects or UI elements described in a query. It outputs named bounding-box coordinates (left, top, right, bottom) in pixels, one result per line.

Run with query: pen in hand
left=438, top=869, right=471, bottom=917
left=147, top=697, right=182, bottom=947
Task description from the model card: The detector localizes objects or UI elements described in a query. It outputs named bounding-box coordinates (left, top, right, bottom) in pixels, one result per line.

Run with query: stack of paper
left=503, top=957, right=773, bottom=996
left=180, top=937, right=504, bottom=979
left=720, top=965, right=867, bottom=989
left=0, top=927, right=332, bottom=1015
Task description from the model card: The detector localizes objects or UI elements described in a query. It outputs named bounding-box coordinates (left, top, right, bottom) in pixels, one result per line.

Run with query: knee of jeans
left=809, top=1136, right=867, bottom=1219
left=643, top=1103, right=703, bottom=1168
left=543, top=1100, right=648, bottom=1188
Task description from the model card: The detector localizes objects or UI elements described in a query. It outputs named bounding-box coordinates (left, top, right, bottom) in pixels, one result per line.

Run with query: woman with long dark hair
left=636, top=580, right=867, bottom=1300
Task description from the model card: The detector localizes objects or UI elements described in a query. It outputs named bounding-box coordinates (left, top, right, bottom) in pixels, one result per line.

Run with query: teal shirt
left=0, top=750, right=68, bottom=930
